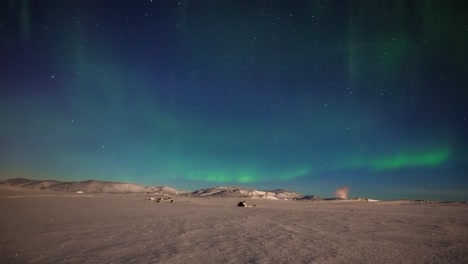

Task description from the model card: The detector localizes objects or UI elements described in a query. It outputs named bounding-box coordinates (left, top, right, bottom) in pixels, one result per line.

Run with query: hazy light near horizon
left=334, top=187, right=350, bottom=199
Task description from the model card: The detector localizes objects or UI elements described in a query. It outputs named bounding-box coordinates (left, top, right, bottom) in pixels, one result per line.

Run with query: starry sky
left=1, top=0, right=467, bottom=200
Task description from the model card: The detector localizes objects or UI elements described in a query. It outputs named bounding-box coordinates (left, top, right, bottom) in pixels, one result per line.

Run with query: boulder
left=237, top=201, right=247, bottom=207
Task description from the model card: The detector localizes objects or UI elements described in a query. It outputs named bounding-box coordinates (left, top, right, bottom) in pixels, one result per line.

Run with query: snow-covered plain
left=1, top=185, right=467, bottom=264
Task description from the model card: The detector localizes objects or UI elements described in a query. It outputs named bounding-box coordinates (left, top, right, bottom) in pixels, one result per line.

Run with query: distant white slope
left=3, top=178, right=146, bottom=193
left=191, top=186, right=304, bottom=200
left=146, top=186, right=188, bottom=195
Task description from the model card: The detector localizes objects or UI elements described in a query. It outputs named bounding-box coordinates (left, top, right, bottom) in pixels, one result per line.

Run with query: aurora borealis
left=1, top=1, right=467, bottom=200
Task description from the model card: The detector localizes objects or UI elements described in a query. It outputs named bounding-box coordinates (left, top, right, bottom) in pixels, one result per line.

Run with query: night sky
left=1, top=1, right=467, bottom=200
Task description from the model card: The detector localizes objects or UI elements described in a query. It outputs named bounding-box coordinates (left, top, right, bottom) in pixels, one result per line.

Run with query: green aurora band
left=180, top=147, right=451, bottom=184
left=346, top=148, right=451, bottom=172
left=185, top=166, right=311, bottom=184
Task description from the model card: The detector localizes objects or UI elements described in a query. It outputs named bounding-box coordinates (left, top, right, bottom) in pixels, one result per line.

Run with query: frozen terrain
left=1, top=181, right=467, bottom=263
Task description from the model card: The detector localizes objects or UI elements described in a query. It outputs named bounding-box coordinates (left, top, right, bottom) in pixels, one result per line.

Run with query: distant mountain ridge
left=192, top=186, right=306, bottom=200
left=1, top=178, right=149, bottom=193
left=0, top=178, right=313, bottom=199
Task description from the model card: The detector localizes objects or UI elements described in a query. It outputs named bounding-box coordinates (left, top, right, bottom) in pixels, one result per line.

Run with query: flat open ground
left=1, top=186, right=467, bottom=264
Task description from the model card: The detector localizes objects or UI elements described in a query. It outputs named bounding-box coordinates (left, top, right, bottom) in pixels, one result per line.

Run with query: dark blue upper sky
left=1, top=0, right=467, bottom=200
